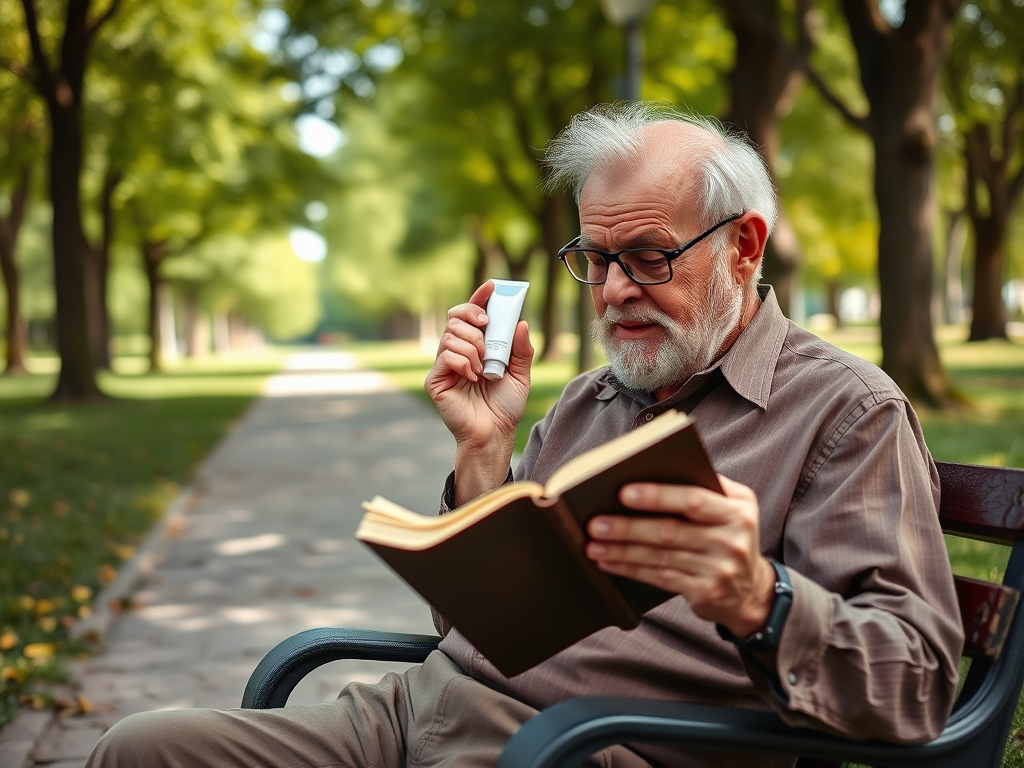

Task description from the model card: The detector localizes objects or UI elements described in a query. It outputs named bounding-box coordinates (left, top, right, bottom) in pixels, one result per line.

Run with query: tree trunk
left=18, top=0, right=110, bottom=401
left=576, top=282, right=596, bottom=374
left=143, top=240, right=168, bottom=372
left=0, top=164, right=31, bottom=375
left=87, top=169, right=121, bottom=369
left=941, top=209, right=967, bottom=325
left=48, top=100, right=102, bottom=401
left=841, top=0, right=956, bottom=407
left=967, top=226, right=1008, bottom=341
left=538, top=192, right=570, bottom=361
left=720, top=0, right=811, bottom=317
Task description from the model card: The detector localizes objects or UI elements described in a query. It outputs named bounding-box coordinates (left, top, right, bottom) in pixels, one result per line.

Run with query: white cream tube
left=482, top=279, right=529, bottom=380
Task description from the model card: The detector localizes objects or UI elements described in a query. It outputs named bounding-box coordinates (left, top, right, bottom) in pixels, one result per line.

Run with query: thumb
left=506, top=321, right=534, bottom=376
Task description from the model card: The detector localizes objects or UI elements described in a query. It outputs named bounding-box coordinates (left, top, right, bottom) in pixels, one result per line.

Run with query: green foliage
left=778, top=6, right=876, bottom=292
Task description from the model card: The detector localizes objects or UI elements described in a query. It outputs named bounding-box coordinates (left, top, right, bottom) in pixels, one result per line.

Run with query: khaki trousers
left=85, top=651, right=651, bottom=768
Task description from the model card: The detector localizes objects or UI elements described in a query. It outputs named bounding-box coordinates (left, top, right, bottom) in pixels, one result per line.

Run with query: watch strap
left=716, top=560, right=793, bottom=652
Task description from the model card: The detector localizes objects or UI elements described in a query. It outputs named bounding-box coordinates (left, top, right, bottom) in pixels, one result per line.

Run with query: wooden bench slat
left=938, top=461, right=1024, bottom=544
left=955, top=574, right=1021, bottom=659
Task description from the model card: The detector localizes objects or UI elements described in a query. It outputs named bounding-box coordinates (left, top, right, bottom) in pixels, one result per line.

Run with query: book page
left=357, top=481, right=544, bottom=549
left=544, top=409, right=692, bottom=499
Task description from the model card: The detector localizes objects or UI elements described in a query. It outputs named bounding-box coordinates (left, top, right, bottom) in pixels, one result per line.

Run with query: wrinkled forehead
left=581, top=120, right=718, bottom=205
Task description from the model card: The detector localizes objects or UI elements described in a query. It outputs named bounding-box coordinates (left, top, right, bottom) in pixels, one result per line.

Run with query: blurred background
left=1, top=0, right=1023, bottom=746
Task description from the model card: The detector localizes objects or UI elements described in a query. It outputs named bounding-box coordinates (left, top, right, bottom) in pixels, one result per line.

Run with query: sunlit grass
left=0, top=350, right=283, bottom=725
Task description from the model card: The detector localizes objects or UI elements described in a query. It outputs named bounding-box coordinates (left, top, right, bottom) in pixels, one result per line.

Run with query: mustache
left=599, top=304, right=673, bottom=327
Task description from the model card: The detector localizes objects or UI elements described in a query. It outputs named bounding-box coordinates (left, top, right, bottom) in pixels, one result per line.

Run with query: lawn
left=0, top=351, right=286, bottom=726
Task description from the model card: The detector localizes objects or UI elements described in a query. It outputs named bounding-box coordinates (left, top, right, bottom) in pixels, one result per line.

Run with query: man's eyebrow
left=578, top=231, right=672, bottom=249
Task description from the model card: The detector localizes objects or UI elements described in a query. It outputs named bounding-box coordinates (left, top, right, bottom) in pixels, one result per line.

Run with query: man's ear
left=731, top=213, right=768, bottom=284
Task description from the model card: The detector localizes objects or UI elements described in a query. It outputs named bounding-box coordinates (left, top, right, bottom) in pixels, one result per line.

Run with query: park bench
left=242, top=460, right=1024, bottom=768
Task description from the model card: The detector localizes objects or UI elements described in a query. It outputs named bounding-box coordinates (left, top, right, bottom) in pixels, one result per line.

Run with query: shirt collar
left=595, top=285, right=788, bottom=411
left=718, top=285, right=788, bottom=410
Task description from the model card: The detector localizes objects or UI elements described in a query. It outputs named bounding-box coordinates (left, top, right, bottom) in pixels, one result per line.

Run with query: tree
left=813, top=0, right=962, bottom=406
left=946, top=0, right=1024, bottom=341
left=3, top=0, right=124, bottom=401
left=0, top=76, right=42, bottom=375
left=717, top=0, right=817, bottom=316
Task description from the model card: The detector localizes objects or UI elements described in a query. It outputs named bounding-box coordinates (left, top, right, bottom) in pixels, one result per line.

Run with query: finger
left=427, top=348, right=480, bottom=387
left=586, top=539, right=712, bottom=573
left=436, top=335, right=485, bottom=377
left=506, top=321, right=534, bottom=378
left=438, top=317, right=487, bottom=358
left=447, top=302, right=490, bottom=329
left=593, top=559, right=702, bottom=596
left=617, top=483, right=735, bottom=525
left=717, top=474, right=757, bottom=503
left=468, top=280, right=496, bottom=311
left=587, top=514, right=737, bottom=566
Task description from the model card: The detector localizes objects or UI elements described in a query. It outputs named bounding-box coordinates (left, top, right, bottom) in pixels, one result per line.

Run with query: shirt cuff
left=738, top=566, right=834, bottom=726
left=439, top=468, right=514, bottom=515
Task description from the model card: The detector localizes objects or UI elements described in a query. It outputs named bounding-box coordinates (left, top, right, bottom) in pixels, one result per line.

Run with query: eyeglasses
left=557, top=213, right=744, bottom=286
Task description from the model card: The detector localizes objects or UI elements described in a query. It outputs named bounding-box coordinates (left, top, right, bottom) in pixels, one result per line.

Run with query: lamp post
left=599, top=0, right=655, bottom=101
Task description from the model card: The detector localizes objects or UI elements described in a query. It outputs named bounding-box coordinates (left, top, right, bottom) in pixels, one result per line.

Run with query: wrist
left=717, top=560, right=793, bottom=653
left=453, top=438, right=515, bottom=507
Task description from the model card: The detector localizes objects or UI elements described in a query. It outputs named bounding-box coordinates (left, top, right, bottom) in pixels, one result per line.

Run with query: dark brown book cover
left=357, top=410, right=721, bottom=677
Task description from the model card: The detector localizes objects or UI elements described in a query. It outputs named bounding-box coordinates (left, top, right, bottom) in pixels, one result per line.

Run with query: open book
left=356, top=409, right=721, bottom=677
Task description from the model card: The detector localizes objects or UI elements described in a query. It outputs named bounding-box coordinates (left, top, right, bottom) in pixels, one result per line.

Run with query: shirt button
left=644, top=413, right=654, bottom=421
left=787, top=671, right=798, bottom=685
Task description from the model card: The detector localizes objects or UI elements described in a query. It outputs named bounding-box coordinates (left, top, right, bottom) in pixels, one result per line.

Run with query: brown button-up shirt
left=437, top=287, right=964, bottom=767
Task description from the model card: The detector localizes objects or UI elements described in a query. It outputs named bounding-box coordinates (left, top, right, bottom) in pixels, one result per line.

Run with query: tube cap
left=482, top=360, right=506, bottom=380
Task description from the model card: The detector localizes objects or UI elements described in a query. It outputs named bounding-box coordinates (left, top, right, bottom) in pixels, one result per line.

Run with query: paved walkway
left=7, top=350, right=453, bottom=768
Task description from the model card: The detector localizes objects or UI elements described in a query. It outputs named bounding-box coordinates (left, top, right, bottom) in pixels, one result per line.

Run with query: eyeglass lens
left=564, top=249, right=672, bottom=285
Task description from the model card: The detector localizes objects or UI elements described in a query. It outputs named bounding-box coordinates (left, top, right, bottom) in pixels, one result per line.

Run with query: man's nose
left=600, top=261, right=644, bottom=306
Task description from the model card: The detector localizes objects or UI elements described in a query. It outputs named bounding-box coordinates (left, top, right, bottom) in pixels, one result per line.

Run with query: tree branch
left=721, top=0, right=872, bottom=135
left=0, top=55, right=33, bottom=83
left=801, top=62, right=872, bottom=135
left=86, top=0, right=123, bottom=44
left=17, top=0, right=55, bottom=98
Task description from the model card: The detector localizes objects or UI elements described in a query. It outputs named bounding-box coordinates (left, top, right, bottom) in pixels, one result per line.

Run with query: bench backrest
left=935, top=461, right=1024, bottom=738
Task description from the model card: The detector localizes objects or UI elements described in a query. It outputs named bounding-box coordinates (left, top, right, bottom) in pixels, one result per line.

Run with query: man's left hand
left=585, top=475, right=777, bottom=637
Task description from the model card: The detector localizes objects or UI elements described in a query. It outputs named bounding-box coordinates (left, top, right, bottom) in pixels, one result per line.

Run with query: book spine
left=540, top=498, right=641, bottom=630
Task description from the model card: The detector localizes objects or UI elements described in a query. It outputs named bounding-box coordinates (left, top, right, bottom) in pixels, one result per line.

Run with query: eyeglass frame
left=557, top=212, right=744, bottom=286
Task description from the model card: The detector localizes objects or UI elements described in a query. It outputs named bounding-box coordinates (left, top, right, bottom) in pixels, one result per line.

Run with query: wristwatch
left=716, top=560, right=793, bottom=652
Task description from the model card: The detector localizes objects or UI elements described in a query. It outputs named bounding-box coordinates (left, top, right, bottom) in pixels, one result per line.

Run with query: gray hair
left=543, top=102, right=779, bottom=250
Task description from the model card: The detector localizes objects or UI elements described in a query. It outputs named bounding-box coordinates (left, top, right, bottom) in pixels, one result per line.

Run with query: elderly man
left=86, top=103, right=963, bottom=768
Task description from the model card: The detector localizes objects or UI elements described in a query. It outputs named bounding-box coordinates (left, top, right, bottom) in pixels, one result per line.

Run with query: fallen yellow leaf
left=34, top=599, right=56, bottom=616
left=0, top=631, right=17, bottom=650
left=98, top=564, right=117, bottom=584
left=23, top=643, right=55, bottom=659
left=18, top=596, right=35, bottom=611
left=9, top=489, right=30, bottom=508
left=38, top=617, right=57, bottom=633
left=111, top=544, right=135, bottom=561
left=76, top=694, right=93, bottom=714
left=1, top=667, right=24, bottom=682
left=71, top=585, right=92, bottom=602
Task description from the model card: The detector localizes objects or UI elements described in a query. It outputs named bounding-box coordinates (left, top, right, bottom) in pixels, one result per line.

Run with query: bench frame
left=242, top=461, right=1024, bottom=768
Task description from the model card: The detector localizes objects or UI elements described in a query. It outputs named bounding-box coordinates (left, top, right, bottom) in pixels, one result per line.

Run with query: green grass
left=0, top=351, right=285, bottom=725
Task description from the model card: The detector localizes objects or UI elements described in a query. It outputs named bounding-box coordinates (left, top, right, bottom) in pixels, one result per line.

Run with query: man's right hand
left=425, top=281, right=533, bottom=505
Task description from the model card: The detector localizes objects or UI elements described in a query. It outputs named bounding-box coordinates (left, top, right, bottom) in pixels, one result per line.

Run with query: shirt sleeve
left=740, top=396, right=965, bottom=743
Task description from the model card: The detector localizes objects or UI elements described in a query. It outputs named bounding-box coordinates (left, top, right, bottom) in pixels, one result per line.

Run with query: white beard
left=590, top=257, right=743, bottom=394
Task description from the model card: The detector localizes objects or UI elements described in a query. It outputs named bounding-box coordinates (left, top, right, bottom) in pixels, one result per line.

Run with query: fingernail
left=477, top=313, right=488, bottom=323
left=622, top=486, right=641, bottom=503
left=591, top=519, right=610, bottom=535
left=589, top=543, right=607, bottom=556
